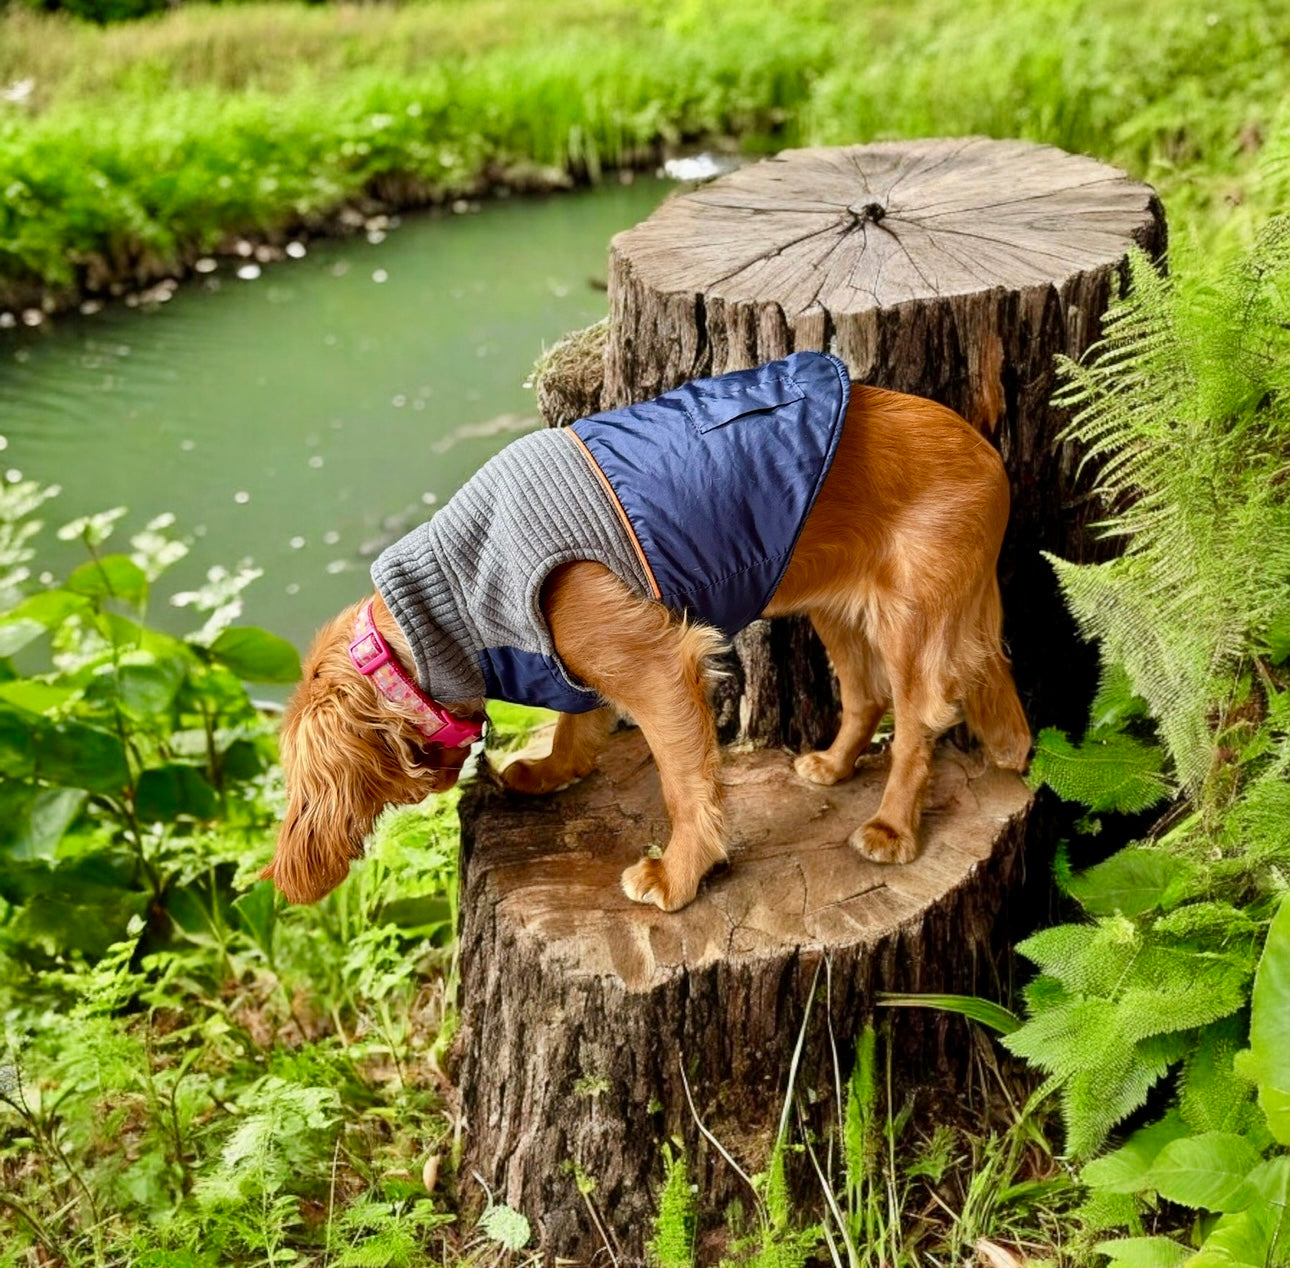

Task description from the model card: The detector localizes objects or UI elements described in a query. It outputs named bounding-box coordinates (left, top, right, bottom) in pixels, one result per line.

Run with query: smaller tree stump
left=456, top=729, right=1034, bottom=1261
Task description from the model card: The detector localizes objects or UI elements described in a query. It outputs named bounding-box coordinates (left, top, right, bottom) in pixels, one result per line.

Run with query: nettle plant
left=0, top=487, right=299, bottom=962
left=1016, top=218, right=1290, bottom=1266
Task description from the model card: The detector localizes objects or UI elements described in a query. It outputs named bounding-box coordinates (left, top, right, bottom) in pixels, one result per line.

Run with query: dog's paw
left=621, top=857, right=696, bottom=912
left=794, top=749, right=854, bottom=787
left=852, top=818, right=919, bottom=865
left=498, top=756, right=578, bottom=796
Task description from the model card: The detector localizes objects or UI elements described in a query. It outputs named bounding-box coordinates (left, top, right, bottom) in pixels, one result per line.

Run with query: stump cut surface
left=456, top=730, right=1034, bottom=1259
left=470, top=730, right=1031, bottom=991
left=616, top=136, right=1156, bottom=315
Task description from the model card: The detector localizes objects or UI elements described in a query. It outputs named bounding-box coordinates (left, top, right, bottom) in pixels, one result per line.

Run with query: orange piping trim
left=564, top=429, right=661, bottom=600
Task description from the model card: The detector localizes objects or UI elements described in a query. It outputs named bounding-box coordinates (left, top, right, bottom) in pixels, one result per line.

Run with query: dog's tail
left=964, top=649, right=1031, bottom=771
left=957, top=572, right=1030, bottom=771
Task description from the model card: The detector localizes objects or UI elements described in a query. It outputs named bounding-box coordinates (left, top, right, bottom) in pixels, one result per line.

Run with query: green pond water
left=0, top=178, right=666, bottom=666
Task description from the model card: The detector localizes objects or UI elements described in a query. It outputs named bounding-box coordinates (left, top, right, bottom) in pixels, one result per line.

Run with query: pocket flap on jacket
left=684, top=372, right=806, bottom=434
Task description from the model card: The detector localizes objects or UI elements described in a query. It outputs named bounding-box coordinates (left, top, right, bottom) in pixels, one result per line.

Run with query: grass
left=0, top=0, right=1287, bottom=306
left=3, top=0, right=1290, bottom=1261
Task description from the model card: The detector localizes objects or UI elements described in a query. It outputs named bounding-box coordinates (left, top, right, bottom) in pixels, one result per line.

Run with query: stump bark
left=605, top=136, right=1166, bottom=739
left=455, top=138, right=1166, bottom=1260
left=457, top=732, right=1033, bottom=1261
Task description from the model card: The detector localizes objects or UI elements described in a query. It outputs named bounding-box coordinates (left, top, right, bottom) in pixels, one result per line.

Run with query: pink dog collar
left=349, top=601, right=484, bottom=748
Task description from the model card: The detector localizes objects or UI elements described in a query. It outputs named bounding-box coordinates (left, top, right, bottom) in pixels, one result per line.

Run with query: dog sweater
left=371, top=350, right=850, bottom=713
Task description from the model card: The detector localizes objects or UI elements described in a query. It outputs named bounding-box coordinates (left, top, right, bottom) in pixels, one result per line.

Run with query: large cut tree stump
left=457, top=732, right=1033, bottom=1260
left=454, top=139, right=1165, bottom=1261
left=606, top=137, right=1166, bottom=740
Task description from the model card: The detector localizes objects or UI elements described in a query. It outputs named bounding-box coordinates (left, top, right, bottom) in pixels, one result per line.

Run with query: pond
left=0, top=177, right=667, bottom=663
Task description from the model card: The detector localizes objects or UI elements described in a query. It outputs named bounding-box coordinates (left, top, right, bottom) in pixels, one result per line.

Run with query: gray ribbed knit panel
left=371, top=427, right=650, bottom=702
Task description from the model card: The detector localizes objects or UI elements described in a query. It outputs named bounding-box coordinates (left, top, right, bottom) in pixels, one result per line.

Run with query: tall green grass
left=0, top=0, right=1286, bottom=306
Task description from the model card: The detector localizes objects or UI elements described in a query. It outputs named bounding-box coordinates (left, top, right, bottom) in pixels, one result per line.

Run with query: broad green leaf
left=208, top=626, right=301, bottom=683
left=1245, top=1155, right=1290, bottom=1207
left=117, top=661, right=185, bottom=716
left=37, top=719, right=130, bottom=793
left=380, top=894, right=453, bottom=935
left=66, top=554, right=148, bottom=605
left=1028, top=726, right=1171, bottom=813
left=232, top=881, right=278, bottom=962
left=0, top=702, right=38, bottom=779
left=1068, top=847, right=1199, bottom=917
left=101, top=613, right=192, bottom=662
left=10, top=889, right=149, bottom=958
left=219, top=738, right=265, bottom=782
left=164, top=877, right=235, bottom=945
left=0, top=783, right=85, bottom=860
left=876, top=992, right=1020, bottom=1035
left=1241, top=1157, right=1290, bottom=1262
left=1246, top=893, right=1290, bottom=1147
left=1083, top=1111, right=1190, bottom=1193
left=135, top=764, right=219, bottom=823
left=1095, top=1236, right=1192, bottom=1267
left=0, top=679, right=77, bottom=715
left=4, top=589, right=91, bottom=630
left=1187, top=1205, right=1277, bottom=1267
left=0, top=617, right=46, bottom=657
left=1148, top=1132, right=1262, bottom=1212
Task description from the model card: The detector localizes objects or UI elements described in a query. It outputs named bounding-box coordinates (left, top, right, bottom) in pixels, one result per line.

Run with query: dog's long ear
left=263, top=692, right=388, bottom=904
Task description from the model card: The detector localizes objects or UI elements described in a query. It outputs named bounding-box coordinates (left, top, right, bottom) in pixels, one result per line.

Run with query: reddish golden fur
left=265, top=385, right=1030, bottom=910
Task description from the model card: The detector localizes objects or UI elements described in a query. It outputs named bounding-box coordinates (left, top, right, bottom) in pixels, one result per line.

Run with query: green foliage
left=477, top=1201, right=532, bottom=1251
left=0, top=490, right=471, bottom=1265
left=1029, top=726, right=1170, bottom=814
left=0, top=486, right=292, bottom=964
left=1242, top=895, right=1290, bottom=1147
left=649, top=1143, right=697, bottom=1268
left=1009, top=179, right=1290, bottom=1261
left=0, top=0, right=1288, bottom=305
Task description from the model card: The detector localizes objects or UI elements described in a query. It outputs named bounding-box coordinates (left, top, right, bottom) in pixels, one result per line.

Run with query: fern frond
left=1048, top=226, right=1290, bottom=794
left=1029, top=724, right=1171, bottom=813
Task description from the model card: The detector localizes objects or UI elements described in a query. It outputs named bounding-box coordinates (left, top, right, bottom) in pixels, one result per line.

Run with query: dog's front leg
left=499, top=707, right=615, bottom=794
left=610, top=650, right=726, bottom=911
left=544, top=562, right=727, bottom=912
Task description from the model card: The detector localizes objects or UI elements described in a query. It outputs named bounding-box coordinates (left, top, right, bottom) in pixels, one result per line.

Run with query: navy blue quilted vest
left=570, top=350, right=850, bottom=638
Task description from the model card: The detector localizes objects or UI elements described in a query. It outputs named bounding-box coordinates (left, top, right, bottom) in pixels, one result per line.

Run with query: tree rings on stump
left=603, top=137, right=1167, bottom=735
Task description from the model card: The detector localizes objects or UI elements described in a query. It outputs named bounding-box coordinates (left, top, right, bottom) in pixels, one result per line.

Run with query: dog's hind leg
left=499, top=706, right=616, bottom=794
left=794, top=608, right=889, bottom=787
left=543, top=561, right=728, bottom=912
left=855, top=615, right=958, bottom=865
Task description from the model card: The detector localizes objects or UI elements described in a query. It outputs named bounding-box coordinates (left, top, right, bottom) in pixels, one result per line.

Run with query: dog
left=264, top=351, right=1030, bottom=913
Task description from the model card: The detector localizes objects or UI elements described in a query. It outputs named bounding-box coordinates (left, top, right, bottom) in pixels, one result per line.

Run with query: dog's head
left=263, top=603, right=475, bottom=903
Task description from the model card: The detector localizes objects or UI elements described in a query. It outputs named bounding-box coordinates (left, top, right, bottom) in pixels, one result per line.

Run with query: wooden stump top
left=467, top=730, right=1033, bottom=992
left=614, top=136, right=1158, bottom=314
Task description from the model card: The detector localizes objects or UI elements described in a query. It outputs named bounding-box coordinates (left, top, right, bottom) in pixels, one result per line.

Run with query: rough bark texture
left=604, top=136, right=1166, bottom=738
left=457, top=732, right=1034, bottom=1261
left=456, top=138, right=1165, bottom=1261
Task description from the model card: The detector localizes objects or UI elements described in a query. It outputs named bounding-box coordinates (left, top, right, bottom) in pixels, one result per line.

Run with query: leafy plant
left=0, top=486, right=296, bottom=967
left=649, top=1142, right=697, bottom=1268
left=1012, top=204, right=1290, bottom=1262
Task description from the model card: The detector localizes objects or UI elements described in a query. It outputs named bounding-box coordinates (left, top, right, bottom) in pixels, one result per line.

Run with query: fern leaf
left=648, top=1145, right=696, bottom=1268
left=1029, top=726, right=1171, bottom=813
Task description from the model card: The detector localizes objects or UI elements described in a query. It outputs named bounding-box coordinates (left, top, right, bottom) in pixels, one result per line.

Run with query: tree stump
left=454, top=138, right=1166, bottom=1261
left=457, top=732, right=1033, bottom=1261
left=605, top=137, right=1166, bottom=740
